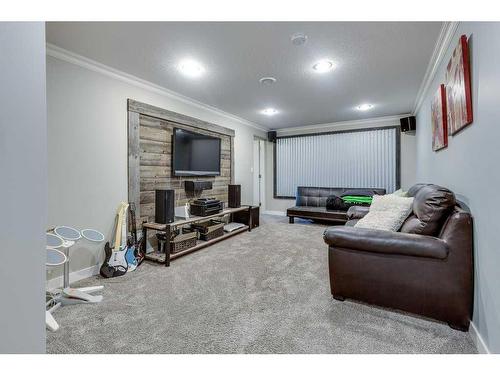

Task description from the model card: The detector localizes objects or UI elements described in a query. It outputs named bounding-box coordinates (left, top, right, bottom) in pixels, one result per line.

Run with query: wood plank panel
left=140, top=139, right=168, bottom=154
left=129, top=103, right=235, bottom=228
left=128, top=111, right=141, bottom=217
left=129, top=99, right=235, bottom=137
left=140, top=126, right=168, bottom=142
left=140, top=165, right=169, bottom=178
left=140, top=152, right=169, bottom=166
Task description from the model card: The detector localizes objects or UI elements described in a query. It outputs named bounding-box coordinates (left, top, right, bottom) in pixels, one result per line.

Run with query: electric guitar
left=124, top=235, right=138, bottom=272
left=100, top=202, right=129, bottom=278
left=128, top=202, right=144, bottom=265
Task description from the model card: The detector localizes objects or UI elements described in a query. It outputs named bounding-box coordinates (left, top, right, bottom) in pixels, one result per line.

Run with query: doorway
left=252, top=138, right=266, bottom=207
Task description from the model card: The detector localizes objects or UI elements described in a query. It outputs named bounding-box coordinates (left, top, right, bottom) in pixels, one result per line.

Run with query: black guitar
left=99, top=242, right=128, bottom=278
left=99, top=202, right=129, bottom=278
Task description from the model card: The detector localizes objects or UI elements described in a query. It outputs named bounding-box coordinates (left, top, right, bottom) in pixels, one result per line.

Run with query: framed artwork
left=445, top=34, right=473, bottom=135
left=431, top=84, right=448, bottom=151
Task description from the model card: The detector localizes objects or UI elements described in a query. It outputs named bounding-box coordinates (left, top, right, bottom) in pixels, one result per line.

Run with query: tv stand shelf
left=142, top=206, right=253, bottom=267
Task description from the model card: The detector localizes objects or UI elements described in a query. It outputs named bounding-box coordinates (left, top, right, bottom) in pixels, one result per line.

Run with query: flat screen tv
left=172, top=128, right=221, bottom=176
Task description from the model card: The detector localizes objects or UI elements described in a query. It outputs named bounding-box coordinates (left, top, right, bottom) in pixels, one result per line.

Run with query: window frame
left=273, top=125, right=401, bottom=199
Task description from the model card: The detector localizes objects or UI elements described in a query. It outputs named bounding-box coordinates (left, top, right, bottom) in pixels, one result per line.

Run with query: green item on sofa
left=341, top=195, right=373, bottom=205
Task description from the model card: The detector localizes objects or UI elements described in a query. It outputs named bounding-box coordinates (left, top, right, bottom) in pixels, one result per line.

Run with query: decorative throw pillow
left=399, top=184, right=456, bottom=236
left=326, top=195, right=371, bottom=211
left=342, top=189, right=379, bottom=197
left=392, top=189, right=408, bottom=197
left=354, top=194, right=414, bottom=232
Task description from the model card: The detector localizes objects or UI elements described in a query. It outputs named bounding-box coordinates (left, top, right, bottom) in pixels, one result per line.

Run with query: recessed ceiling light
left=261, top=108, right=279, bottom=116
left=259, top=76, right=277, bottom=85
left=357, top=104, right=374, bottom=111
left=178, top=59, right=205, bottom=78
left=312, top=59, right=335, bottom=73
left=291, top=33, right=308, bottom=46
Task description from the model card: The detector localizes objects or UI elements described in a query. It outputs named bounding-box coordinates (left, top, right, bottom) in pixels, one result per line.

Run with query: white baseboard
left=46, top=264, right=100, bottom=291
left=470, top=321, right=491, bottom=354
left=262, top=210, right=286, bottom=216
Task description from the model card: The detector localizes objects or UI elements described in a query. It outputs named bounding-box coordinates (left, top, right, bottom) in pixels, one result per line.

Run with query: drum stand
left=46, top=228, right=105, bottom=332
left=57, top=239, right=104, bottom=305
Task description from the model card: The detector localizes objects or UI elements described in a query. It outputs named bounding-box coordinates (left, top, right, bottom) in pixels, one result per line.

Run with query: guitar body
left=125, top=243, right=137, bottom=272
left=128, top=202, right=145, bottom=265
left=107, top=247, right=129, bottom=270
left=100, top=202, right=129, bottom=278
left=100, top=242, right=127, bottom=278
left=135, top=238, right=145, bottom=266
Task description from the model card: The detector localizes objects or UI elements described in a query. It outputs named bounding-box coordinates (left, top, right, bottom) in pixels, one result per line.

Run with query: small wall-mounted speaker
left=400, top=116, right=416, bottom=133
left=155, top=189, right=175, bottom=224
left=184, top=180, right=213, bottom=192
left=228, top=184, right=241, bottom=208
left=267, top=131, right=277, bottom=143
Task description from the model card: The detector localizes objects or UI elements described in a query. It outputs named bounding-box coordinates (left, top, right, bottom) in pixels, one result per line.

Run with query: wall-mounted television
left=172, top=128, right=221, bottom=176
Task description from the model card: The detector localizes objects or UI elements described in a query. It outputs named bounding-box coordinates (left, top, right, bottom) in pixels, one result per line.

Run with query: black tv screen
left=172, top=128, right=221, bottom=176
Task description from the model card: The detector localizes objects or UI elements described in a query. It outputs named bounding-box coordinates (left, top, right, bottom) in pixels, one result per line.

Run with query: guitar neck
left=113, top=203, right=127, bottom=251
left=129, top=202, right=138, bottom=243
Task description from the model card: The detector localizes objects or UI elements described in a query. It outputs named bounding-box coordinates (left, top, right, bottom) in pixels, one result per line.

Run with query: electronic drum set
left=45, top=226, right=105, bottom=332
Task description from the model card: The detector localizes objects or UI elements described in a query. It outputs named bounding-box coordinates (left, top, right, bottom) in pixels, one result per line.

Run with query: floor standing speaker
left=155, top=189, right=175, bottom=224
left=228, top=184, right=241, bottom=208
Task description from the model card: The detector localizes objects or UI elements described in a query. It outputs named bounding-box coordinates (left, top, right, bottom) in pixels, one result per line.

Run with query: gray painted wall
left=46, top=56, right=266, bottom=282
left=415, top=22, right=500, bottom=353
left=0, top=22, right=47, bottom=353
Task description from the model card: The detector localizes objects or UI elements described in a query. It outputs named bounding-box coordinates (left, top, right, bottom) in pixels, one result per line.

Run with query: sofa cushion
left=295, top=186, right=386, bottom=207
left=400, top=184, right=456, bottom=236
left=355, top=194, right=414, bottom=232
left=347, top=206, right=370, bottom=220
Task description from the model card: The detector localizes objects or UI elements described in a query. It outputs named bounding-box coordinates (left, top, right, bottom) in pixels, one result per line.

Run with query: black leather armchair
left=323, top=184, right=474, bottom=331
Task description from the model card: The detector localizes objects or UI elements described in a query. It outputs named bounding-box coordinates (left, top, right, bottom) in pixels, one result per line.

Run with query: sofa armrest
left=323, top=226, right=449, bottom=260
left=346, top=206, right=370, bottom=220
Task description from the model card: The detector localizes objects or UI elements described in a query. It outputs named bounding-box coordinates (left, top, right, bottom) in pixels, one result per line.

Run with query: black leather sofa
left=286, top=186, right=386, bottom=224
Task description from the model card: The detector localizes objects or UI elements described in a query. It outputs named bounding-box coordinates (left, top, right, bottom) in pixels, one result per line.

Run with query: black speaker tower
left=155, top=189, right=175, bottom=224
left=228, top=184, right=241, bottom=208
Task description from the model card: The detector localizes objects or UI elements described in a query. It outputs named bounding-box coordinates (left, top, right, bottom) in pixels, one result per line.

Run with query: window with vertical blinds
left=275, top=127, right=399, bottom=198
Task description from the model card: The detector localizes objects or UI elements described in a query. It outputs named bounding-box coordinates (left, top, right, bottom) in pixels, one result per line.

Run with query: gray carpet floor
left=47, top=215, right=477, bottom=354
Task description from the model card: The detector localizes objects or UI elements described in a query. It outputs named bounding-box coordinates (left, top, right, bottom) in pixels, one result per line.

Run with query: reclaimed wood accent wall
left=128, top=99, right=235, bottom=225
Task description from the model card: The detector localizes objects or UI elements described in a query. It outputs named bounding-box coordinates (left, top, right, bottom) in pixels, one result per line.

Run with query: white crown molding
left=46, top=43, right=268, bottom=133
left=274, top=114, right=411, bottom=135
left=470, top=321, right=491, bottom=354
left=412, top=22, right=460, bottom=114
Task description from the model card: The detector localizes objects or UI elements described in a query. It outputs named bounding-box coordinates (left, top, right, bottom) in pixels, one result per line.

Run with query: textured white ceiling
left=46, top=22, right=442, bottom=129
